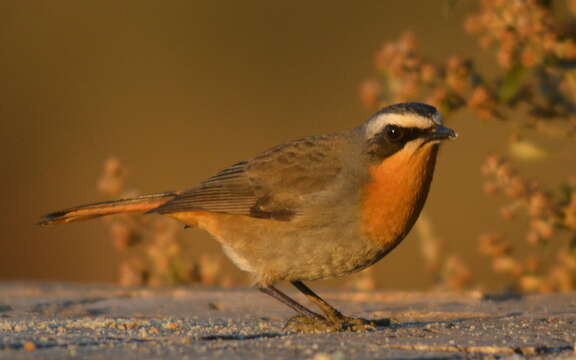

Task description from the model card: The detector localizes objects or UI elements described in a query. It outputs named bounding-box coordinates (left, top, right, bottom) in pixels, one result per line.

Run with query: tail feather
left=38, top=191, right=178, bottom=226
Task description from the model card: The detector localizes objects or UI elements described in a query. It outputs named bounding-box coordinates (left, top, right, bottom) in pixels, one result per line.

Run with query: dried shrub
left=480, top=155, right=576, bottom=292
left=364, top=0, right=576, bottom=292
left=97, top=157, right=230, bottom=287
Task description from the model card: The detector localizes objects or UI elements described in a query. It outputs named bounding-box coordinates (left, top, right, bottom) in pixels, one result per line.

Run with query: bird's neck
left=361, top=144, right=439, bottom=250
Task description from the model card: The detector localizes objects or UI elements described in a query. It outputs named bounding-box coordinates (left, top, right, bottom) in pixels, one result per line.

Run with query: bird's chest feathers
left=361, top=145, right=438, bottom=249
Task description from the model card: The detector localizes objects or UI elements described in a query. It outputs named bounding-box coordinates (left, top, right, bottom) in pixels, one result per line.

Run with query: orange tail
left=38, top=191, right=178, bottom=225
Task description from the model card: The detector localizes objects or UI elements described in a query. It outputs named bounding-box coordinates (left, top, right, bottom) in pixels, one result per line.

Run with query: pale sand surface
left=0, top=282, right=575, bottom=359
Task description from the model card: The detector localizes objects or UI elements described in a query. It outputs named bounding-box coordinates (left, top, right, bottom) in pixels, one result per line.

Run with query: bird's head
left=361, top=102, right=457, bottom=162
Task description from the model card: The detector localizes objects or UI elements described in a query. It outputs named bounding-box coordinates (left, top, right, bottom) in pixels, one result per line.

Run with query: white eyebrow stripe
left=365, top=113, right=434, bottom=139
left=432, top=111, right=443, bottom=125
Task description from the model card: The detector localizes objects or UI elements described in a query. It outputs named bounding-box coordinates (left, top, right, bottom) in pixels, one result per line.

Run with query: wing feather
left=153, top=135, right=345, bottom=220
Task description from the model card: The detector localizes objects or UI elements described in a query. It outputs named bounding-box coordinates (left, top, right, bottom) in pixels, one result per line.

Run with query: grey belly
left=217, top=217, right=387, bottom=284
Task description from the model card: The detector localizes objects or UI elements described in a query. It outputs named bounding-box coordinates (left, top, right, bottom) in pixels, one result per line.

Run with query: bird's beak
left=426, top=124, right=457, bottom=141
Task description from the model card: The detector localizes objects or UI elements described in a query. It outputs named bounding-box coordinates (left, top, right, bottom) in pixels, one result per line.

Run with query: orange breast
left=361, top=145, right=439, bottom=250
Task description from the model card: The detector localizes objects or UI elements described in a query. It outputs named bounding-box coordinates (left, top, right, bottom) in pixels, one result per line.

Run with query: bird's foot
left=283, top=315, right=389, bottom=333
left=338, top=316, right=376, bottom=332
left=283, top=315, right=337, bottom=333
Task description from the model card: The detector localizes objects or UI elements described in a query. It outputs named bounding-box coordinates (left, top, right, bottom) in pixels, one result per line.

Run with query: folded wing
left=152, top=135, right=344, bottom=221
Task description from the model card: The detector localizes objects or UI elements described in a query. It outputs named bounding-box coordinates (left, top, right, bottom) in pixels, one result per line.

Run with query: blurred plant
left=345, top=267, right=377, bottom=291
left=479, top=155, right=576, bottom=292
left=97, top=157, right=231, bottom=287
left=417, top=213, right=473, bottom=291
left=362, top=0, right=576, bottom=292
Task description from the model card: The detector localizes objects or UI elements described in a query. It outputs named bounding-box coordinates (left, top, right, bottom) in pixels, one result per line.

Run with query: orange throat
left=361, top=144, right=439, bottom=249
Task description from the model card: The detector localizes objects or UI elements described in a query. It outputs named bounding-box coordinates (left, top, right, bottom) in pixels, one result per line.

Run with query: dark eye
left=384, top=124, right=404, bottom=142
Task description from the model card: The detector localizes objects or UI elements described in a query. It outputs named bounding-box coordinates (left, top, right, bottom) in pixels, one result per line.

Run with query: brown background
left=1, top=1, right=573, bottom=289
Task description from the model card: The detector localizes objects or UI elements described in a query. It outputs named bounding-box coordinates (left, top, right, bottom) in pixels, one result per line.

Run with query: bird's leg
left=259, top=282, right=386, bottom=332
left=291, top=281, right=344, bottom=322
left=291, top=281, right=381, bottom=332
left=258, top=284, right=341, bottom=333
left=258, top=285, right=324, bottom=319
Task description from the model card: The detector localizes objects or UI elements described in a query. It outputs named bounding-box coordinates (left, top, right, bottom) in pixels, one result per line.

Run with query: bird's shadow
left=212, top=312, right=524, bottom=341
left=196, top=316, right=393, bottom=342
left=388, top=311, right=524, bottom=330
left=200, top=332, right=285, bottom=341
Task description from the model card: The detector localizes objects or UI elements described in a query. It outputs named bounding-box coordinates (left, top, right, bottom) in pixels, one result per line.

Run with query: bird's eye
left=384, top=124, right=404, bottom=142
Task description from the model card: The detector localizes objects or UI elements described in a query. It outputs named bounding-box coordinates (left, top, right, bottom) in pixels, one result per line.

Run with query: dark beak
left=426, top=124, right=457, bottom=141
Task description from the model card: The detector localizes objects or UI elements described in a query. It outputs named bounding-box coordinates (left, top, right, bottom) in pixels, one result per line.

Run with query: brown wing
left=153, top=135, right=344, bottom=220
left=153, top=161, right=257, bottom=216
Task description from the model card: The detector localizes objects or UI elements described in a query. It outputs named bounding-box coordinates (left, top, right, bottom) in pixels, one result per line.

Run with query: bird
left=38, top=102, right=457, bottom=332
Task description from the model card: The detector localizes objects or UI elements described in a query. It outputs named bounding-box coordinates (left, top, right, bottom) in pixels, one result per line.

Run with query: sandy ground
left=0, top=282, right=575, bottom=359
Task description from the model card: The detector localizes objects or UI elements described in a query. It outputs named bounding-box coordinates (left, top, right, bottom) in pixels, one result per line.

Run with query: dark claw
left=283, top=315, right=388, bottom=333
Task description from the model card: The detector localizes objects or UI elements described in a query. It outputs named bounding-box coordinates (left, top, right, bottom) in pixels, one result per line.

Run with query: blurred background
left=1, top=0, right=575, bottom=292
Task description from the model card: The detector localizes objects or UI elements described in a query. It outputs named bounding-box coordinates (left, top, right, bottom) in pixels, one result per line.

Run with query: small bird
left=39, top=102, right=456, bottom=332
